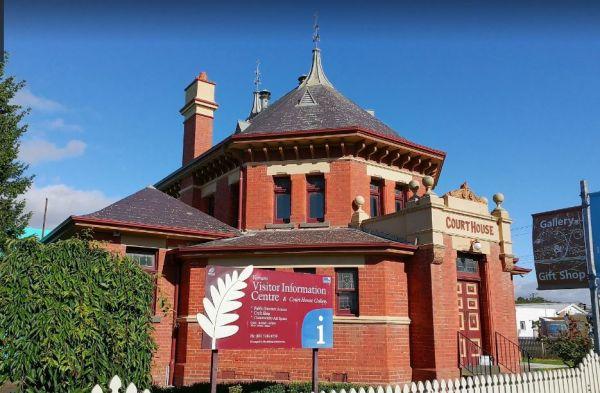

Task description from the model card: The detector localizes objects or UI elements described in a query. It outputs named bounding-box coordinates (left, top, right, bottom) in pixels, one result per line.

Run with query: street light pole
left=580, top=180, right=600, bottom=353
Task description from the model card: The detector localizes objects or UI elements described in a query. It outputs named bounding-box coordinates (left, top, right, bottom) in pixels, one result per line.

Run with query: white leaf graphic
left=197, top=265, right=253, bottom=349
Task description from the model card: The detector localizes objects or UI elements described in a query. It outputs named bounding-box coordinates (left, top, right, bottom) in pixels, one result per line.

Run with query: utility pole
left=41, top=198, right=48, bottom=238
left=581, top=180, right=600, bottom=353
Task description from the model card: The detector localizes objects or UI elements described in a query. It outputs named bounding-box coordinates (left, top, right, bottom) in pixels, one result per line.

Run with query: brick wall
left=183, top=114, right=213, bottom=165
left=172, top=256, right=413, bottom=385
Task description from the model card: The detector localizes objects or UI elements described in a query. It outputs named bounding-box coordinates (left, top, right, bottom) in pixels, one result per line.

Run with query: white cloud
left=24, top=184, right=116, bottom=229
left=11, top=88, right=65, bottom=112
left=19, top=139, right=86, bottom=165
left=44, top=118, right=83, bottom=132
left=514, top=274, right=590, bottom=305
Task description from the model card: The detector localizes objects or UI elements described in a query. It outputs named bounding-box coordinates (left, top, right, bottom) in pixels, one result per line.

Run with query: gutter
left=176, top=241, right=417, bottom=256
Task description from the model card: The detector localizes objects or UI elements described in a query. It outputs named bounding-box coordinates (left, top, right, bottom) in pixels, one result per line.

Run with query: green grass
left=529, top=358, right=565, bottom=366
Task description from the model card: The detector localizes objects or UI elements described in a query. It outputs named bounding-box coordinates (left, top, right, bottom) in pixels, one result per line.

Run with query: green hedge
left=0, top=237, right=156, bottom=392
left=153, top=382, right=368, bottom=393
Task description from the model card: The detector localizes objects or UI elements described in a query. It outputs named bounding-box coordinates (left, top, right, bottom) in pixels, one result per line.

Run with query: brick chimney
left=180, top=72, right=219, bottom=165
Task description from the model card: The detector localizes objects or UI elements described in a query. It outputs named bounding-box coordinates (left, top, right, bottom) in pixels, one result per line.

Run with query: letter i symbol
left=317, top=315, right=325, bottom=344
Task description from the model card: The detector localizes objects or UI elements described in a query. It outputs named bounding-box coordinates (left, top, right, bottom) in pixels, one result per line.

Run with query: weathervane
left=312, top=12, right=320, bottom=49
left=254, top=60, right=261, bottom=92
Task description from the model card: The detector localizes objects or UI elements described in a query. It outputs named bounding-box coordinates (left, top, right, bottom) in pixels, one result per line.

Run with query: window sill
left=299, top=221, right=330, bottom=228
left=265, top=223, right=295, bottom=229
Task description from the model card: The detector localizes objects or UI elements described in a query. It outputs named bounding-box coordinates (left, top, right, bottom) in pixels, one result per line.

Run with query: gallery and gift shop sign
left=197, top=265, right=334, bottom=350
left=532, top=206, right=588, bottom=290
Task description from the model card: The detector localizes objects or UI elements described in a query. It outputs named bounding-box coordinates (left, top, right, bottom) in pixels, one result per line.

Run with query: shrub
left=0, top=237, right=156, bottom=392
left=542, top=316, right=591, bottom=367
left=152, top=381, right=367, bottom=393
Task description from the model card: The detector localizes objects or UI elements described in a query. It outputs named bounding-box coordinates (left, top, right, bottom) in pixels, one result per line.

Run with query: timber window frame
left=335, top=268, right=359, bottom=316
left=370, top=178, right=383, bottom=217
left=273, top=176, right=292, bottom=224
left=126, top=247, right=158, bottom=312
left=306, top=174, right=325, bottom=223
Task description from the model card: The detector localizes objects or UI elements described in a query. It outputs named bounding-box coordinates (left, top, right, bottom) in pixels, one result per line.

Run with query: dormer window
left=274, top=177, right=291, bottom=223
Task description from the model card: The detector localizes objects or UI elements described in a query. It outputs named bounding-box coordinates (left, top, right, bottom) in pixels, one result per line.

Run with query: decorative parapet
left=444, top=182, right=487, bottom=204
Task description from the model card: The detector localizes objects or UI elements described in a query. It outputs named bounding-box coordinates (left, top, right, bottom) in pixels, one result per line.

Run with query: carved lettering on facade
left=445, top=216, right=495, bottom=236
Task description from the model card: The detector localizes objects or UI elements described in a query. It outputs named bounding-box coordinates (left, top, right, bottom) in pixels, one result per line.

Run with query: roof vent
left=366, top=109, right=375, bottom=117
left=298, top=74, right=307, bottom=85
left=298, top=89, right=317, bottom=106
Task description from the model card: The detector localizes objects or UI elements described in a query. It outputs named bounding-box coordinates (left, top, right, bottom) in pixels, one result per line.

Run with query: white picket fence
left=92, top=352, right=600, bottom=393
left=317, top=351, right=600, bottom=393
left=91, top=375, right=149, bottom=393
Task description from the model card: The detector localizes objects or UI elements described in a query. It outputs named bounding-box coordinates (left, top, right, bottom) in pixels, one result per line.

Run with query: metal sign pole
left=210, top=349, right=218, bottom=393
left=312, top=348, right=319, bottom=393
left=580, top=180, right=600, bottom=353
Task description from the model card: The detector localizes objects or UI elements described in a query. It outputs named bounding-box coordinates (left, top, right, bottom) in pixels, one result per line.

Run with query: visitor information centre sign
left=532, top=206, right=588, bottom=290
left=197, top=265, right=334, bottom=350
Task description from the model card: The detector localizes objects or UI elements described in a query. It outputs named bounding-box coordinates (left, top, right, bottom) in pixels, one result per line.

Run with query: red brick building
left=46, top=47, right=529, bottom=386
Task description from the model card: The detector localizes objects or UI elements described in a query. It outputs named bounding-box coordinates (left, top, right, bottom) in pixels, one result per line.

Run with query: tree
left=0, top=237, right=156, bottom=392
left=542, top=316, right=591, bottom=367
left=0, top=54, right=33, bottom=251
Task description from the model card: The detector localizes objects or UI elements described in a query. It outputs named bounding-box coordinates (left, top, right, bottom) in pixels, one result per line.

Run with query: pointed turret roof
left=240, top=48, right=398, bottom=137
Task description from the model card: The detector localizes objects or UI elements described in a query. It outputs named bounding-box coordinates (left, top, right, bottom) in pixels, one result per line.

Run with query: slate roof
left=239, top=49, right=399, bottom=138
left=183, top=227, right=413, bottom=249
left=241, top=84, right=398, bottom=137
left=79, top=186, right=239, bottom=236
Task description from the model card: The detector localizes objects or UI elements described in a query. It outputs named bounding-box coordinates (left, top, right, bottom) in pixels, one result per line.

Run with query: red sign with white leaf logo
left=198, top=266, right=334, bottom=350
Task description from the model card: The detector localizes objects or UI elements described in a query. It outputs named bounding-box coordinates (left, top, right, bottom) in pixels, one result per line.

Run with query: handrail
left=495, top=331, right=532, bottom=373
left=457, top=332, right=496, bottom=377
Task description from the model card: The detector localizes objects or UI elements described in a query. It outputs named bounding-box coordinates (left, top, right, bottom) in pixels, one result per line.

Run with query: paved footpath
left=529, top=362, right=568, bottom=369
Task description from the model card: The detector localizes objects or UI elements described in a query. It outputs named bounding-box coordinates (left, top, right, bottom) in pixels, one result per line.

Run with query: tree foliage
left=515, top=295, right=552, bottom=304
left=0, top=53, right=33, bottom=251
left=542, top=316, right=591, bottom=367
left=0, top=237, right=156, bottom=392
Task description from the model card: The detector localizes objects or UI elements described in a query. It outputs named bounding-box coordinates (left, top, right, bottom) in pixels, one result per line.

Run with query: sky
left=6, top=1, right=600, bottom=303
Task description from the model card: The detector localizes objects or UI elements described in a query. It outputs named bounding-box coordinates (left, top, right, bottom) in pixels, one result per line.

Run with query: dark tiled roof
left=80, top=187, right=239, bottom=235
left=186, top=227, right=411, bottom=249
left=240, top=84, right=399, bottom=137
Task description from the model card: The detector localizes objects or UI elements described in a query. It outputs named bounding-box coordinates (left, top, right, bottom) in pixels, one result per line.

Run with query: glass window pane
left=307, top=176, right=324, bottom=189
left=456, top=256, right=478, bottom=273
left=370, top=195, right=379, bottom=217
left=276, top=194, right=291, bottom=221
left=309, top=192, right=324, bottom=220
left=127, top=251, right=155, bottom=269
left=337, top=271, right=356, bottom=290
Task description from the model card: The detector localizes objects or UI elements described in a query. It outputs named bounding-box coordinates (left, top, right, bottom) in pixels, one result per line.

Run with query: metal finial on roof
left=254, top=60, right=261, bottom=92
left=312, top=12, right=320, bottom=49
left=248, top=60, right=263, bottom=120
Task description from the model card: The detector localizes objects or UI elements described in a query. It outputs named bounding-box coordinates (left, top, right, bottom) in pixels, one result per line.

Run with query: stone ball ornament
left=493, top=193, right=505, bottom=209
left=408, top=180, right=420, bottom=191
left=422, top=176, right=434, bottom=188
left=354, top=195, right=365, bottom=208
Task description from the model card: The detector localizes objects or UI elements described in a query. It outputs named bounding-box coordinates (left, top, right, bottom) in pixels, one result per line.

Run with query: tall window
left=336, top=268, right=359, bottom=316
left=206, top=194, right=215, bottom=217
left=395, top=183, right=408, bottom=211
left=370, top=178, right=383, bottom=217
left=126, top=247, right=157, bottom=311
left=274, top=177, right=291, bottom=223
left=230, top=183, right=239, bottom=228
left=307, top=175, right=325, bottom=222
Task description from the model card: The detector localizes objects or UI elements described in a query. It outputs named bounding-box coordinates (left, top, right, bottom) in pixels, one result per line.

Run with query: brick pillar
left=408, top=236, right=460, bottom=381
left=290, top=174, right=306, bottom=224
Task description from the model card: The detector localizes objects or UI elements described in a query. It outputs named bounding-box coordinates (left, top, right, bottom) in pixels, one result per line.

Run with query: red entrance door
left=457, top=280, right=483, bottom=366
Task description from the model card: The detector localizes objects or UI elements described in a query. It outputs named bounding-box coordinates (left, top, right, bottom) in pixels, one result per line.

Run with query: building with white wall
left=516, top=303, right=587, bottom=338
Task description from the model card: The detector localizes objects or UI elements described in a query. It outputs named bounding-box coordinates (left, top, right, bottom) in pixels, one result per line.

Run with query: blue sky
left=7, top=1, right=600, bottom=302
